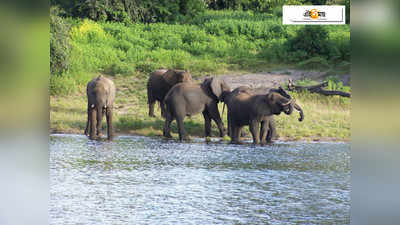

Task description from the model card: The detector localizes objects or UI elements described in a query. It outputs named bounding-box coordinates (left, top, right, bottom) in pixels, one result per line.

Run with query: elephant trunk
left=293, top=103, right=304, bottom=122
left=282, top=99, right=294, bottom=115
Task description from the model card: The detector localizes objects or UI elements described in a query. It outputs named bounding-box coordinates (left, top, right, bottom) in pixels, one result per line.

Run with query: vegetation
left=49, top=4, right=351, bottom=141
left=49, top=9, right=350, bottom=94
left=50, top=0, right=206, bottom=23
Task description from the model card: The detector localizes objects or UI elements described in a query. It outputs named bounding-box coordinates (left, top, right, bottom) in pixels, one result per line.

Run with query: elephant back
left=163, top=69, right=192, bottom=86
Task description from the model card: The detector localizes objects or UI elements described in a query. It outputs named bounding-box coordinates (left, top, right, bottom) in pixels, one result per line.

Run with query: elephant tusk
left=91, top=104, right=95, bottom=108
left=282, top=98, right=293, bottom=106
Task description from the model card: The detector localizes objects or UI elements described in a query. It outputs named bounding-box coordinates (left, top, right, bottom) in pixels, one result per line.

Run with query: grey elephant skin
left=163, top=77, right=230, bottom=141
left=223, top=86, right=304, bottom=144
left=84, top=75, right=116, bottom=140
left=226, top=88, right=304, bottom=144
left=147, top=69, right=192, bottom=118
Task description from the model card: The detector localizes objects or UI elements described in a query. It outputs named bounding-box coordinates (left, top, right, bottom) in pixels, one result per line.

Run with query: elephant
left=163, top=77, right=231, bottom=141
left=223, top=86, right=304, bottom=144
left=84, top=75, right=116, bottom=140
left=147, top=69, right=192, bottom=118
left=227, top=89, right=304, bottom=145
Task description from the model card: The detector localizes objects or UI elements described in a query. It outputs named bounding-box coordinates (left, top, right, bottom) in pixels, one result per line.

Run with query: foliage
left=286, top=26, right=331, bottom=61
left=49, top=75, right=77, bottom=96
left=50, top=6, right=71, bottom=75
left=205, top=0, right=306, bottom=12
left=50, top=0, right=206, bottom=23
left=50, top=10, right=350, bottom=95
left=324, top=76, right=351, bottom=92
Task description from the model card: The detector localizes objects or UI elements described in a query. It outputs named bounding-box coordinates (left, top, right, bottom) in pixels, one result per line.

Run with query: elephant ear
left=162, top=69, right=179, bottom=86
left=210, top=77, right=223, bottom=100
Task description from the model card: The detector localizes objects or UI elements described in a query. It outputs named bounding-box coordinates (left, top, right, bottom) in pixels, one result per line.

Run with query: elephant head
left=269, top=86, right=304, bottom=122
left=267, top=92, right=294, bottom=116
left=163, top=69, right=192, bottom=86
left=203, top=77, right=231, bottom=102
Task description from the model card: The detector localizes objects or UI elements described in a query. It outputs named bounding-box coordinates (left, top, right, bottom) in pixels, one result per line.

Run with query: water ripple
left=50, top=134, right=350, bottom=225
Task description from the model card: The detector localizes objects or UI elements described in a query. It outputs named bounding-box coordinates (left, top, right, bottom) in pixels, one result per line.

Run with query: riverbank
left=50, top=70, right=350, bottom=142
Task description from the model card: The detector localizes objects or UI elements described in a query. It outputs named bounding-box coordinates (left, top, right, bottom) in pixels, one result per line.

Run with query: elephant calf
left=147, top=69, right=192, bottom=118
left=84, top=75, right=116, bottom=140
left=163, top=77, right=231, bottom=141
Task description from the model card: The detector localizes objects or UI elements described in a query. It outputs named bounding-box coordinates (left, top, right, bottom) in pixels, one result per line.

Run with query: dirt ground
left=203, top=69, right=350, bottom=93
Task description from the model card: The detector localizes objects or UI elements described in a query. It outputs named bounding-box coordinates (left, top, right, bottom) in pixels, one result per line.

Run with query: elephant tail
left=147, top=82, right=154, bottom=105
left=222, top=103, right=226, bottom=121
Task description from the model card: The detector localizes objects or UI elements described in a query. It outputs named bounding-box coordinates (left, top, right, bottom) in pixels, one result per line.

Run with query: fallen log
left=287, top=79, right=351, bottom=98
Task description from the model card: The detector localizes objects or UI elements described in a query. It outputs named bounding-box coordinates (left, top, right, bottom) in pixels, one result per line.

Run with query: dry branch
left=287, top=79, right=351, bottom=98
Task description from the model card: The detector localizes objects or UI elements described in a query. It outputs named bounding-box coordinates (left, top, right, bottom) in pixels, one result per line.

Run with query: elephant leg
left=230, top=125, right=240, bottom=144
left=148, top=88, right=156, bottom=117
left=84, top=104, right=90, bottom=136
left=176, top=116, right=188, bottom=141
left=202, top=110, right=212, bottom=137
left=96, top=106, right=103, bottom=136
left=249, top=120, right=260, bottom=144
left=207, top=103, right=225, bottom=137
left=260, top=120, right=268, bottom=145
left=106, top=107, right=113, bottom=141
left=163, top=112, right=173, bottom=138
left=227, top=110, right=232, bottom=138
left=266, top=117, right=276, bottom=143
left=89, top=107, right=97, bottom=140
left=148, top=99, right=156, bottom=118
left=160, top=101, right=166, bottom=118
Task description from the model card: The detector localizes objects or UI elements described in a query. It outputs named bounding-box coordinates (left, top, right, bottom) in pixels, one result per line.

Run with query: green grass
left=50, top=74, right=350, bottom=141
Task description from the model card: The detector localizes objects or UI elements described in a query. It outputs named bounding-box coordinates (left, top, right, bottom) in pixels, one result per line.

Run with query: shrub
left=51, top=0, right=205, bottom=23
left=104, top=62, right=134, bottom=76
left=50, top=6, right=71, bottom=75
left=49, top=75, right=77, bottom=96
left=257, top=38, right=288, bottom=62
left=285, top=26, right=332, bottom=62
left=70, top=19, right=109, bottom=43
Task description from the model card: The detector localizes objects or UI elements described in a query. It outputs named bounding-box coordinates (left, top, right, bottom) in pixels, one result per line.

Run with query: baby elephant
left=84, top=75, right=116, bottom=140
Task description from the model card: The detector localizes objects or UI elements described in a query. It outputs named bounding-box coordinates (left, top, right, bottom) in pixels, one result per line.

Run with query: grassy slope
left=50, top=72, right=350, bottom=141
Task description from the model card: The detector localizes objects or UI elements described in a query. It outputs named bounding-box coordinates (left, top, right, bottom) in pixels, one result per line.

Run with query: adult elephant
left=147, top=69, right=192, bottom=118
left=227, top=89, right=304, bottom=144
left=84, top=75, right=116, bottom=140
left=224, top=86, right=304, bottom=144
left=163, top=77, right=231, bottom=141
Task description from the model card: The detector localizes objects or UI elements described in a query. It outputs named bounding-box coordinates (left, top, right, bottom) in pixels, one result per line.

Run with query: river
left=50, top=134, right=350, bottom=224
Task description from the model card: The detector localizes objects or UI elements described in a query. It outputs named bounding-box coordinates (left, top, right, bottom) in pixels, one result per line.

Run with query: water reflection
left=50, top=134, right=350, bottom=224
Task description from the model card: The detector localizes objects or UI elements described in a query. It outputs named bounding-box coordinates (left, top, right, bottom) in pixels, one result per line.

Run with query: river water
left=50, top=134, right=350, bottom=224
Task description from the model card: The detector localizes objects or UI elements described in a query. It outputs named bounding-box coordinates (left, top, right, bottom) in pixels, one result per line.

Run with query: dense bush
left=206, top=0, right=304, bottom=12
left=50, top=0, right=205, bottom=23
left=260, top=25, right=350, bottom=64
left=286, top=26, right=331, bottom=61
left=50, top=7, right=71, bottom=75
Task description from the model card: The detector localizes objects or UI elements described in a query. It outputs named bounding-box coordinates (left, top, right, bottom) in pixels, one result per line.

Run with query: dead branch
left=287, top=79, right=351, bottom=98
